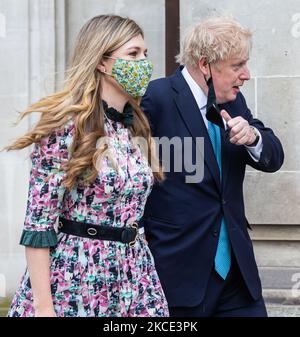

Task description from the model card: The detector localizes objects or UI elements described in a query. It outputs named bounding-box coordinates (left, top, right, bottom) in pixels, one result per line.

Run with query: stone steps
left=267, top=304, right=300, bottom=317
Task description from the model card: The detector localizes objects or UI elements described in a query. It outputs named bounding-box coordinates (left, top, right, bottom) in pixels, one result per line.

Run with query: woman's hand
left=26, top=247, right=57, bottom=317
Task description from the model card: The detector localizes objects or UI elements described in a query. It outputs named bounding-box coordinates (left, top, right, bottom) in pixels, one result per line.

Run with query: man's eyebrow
left=233, top=60, right=248, bottom=66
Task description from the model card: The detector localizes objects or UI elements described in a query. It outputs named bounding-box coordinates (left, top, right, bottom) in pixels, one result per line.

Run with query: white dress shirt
left=181, top=66, right=263, bottom=162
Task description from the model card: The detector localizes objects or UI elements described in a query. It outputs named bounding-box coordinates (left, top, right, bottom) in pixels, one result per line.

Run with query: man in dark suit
left=141, top=17, right=284, bottom=317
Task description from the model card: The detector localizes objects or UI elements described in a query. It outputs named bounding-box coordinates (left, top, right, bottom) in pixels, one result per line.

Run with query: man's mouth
left=233, top=82, right=244, bottom=90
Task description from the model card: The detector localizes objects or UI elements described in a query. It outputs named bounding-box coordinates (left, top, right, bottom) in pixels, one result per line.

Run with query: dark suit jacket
left=141, top=67, right=284, bottom=307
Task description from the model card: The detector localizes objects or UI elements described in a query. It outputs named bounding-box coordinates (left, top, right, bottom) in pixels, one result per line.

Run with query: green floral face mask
left=106, top=57, right=153, bottom=97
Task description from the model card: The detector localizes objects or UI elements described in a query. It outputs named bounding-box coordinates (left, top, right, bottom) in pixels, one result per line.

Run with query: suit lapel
left=170, top=68, right=221, bottom=191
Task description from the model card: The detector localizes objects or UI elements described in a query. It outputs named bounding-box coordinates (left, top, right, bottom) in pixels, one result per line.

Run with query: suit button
left=222, top=199, right=226, bottom=205
left=213, top=230, right=218, bottom=237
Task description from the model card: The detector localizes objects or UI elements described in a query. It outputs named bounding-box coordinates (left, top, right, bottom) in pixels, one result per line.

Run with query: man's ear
left=198, top=57, right=210, bottom=77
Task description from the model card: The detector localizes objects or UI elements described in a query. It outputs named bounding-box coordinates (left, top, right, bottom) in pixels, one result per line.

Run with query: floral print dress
left=8, top=106, right=169, bottom=317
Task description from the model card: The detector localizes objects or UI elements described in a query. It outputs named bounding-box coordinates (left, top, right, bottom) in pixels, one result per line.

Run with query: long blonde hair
left=5, top=15, right=163, bottom=188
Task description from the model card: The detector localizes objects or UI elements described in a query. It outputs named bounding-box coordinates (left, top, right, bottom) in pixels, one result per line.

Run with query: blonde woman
left=6, top=15, right=168, bottom=317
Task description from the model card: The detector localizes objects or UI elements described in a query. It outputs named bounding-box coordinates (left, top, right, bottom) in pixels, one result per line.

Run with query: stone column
left=0, top=0, right=66, bottom=297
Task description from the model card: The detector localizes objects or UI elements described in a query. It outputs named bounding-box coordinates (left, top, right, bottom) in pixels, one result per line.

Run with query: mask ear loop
left=204, top=62, right=212, bottom=85
left=99, top=55, right=118, bottom=76
left=204, top=63, right=228, bottom=134
left=99, top=56, right=133, bottom=98
left=103, top=55, right=118, bottom=60
left=205, top=63, right=221, bottom=114
left=100, top=69, right=112, bottom=76
left=208, top=64, right=230, bottom=138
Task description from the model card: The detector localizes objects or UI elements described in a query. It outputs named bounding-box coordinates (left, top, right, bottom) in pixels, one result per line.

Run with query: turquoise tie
left=207, top=121, right=231, bottom=280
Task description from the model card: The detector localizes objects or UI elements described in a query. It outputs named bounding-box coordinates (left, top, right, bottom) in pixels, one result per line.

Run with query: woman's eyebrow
left=127, top=46, right=148, bottom=53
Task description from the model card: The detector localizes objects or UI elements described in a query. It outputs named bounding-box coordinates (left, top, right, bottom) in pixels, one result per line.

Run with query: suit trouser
left=169, top=253, right=268, bottom=317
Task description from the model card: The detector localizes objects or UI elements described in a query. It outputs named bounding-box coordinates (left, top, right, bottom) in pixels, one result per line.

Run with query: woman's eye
left=129, top=51, right=138, bottom=57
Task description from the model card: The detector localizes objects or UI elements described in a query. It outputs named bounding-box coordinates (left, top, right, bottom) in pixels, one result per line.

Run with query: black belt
left=58, top=217, right=139, bottom=247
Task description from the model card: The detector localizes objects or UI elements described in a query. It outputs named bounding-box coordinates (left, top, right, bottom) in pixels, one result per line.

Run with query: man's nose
left=240, top=66, right=250, bottom=80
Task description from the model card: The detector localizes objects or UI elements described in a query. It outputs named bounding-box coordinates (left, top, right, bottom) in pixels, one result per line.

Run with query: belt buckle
left=129, top=222, right=138, bottom=247
left=58, top=221, right=63, bottom=230
left=87, top=227, right=98, bottom=236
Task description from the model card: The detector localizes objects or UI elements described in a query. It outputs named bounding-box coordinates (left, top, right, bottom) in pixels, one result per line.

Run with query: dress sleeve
left=20, top=120, right=75, bottom=248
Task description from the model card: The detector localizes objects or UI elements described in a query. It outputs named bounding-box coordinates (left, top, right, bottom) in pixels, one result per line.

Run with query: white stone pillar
left=0, top=0, right=66, bottom=297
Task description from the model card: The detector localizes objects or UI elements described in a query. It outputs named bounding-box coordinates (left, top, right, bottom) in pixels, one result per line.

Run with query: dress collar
left=102, top=100, right=134, bottom=128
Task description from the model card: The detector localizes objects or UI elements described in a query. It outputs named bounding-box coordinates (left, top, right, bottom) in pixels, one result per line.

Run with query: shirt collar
left=181, top=66, right=209, bottom=128
left=181, top=66, right=226, bottom=129
left=181, top=66, right=207, bottom=112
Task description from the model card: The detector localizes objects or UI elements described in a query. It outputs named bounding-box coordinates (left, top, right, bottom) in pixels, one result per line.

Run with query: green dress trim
left=19, top=229, right=57, bottom=248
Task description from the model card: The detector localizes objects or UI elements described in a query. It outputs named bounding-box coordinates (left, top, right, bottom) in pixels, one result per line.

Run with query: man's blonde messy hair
left=177, top=17, right=252, bottom=67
